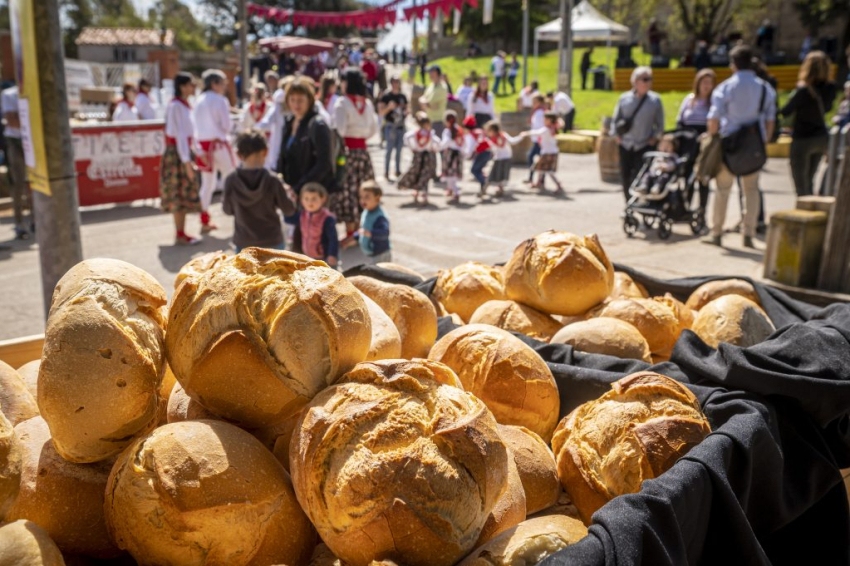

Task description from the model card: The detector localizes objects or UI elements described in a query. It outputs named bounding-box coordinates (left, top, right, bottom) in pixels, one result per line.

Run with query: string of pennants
left=246, top=0, right=478, bottom=29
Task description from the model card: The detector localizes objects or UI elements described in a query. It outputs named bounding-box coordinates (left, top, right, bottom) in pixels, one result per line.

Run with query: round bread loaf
left=359, top=292, right=402, bottom=361
left=105, top=420, right=316, bottom=566
left=550, top=318, right=652, bottom=363
left=685, top=278, right=760, bottom=311
left=38, top=258, right=167, bottom=463
left=457, top=515, right=588, bottom=566
left=551, top=371, right=711, bottom=524
left=156, top=364, right=177, bottom=425
left=0, top=410, right=21, bottom=518
left=433, top=262, right=506, bottom=323
left=659, top=294, right=695, bottom=330
left=497, top=424, right=560, bottom=514
left=166, top=249, right=371, bottom=428
left=348, top=276, right=438, bottom=359
left=0, top=361, right=38, bottom=427
left=469, top=300, right=563, bottom=342
left=173, top=251, right=228, bottom=289
left=0, top=520, right=65, bottom=566
left=15, top=360, right=40, bottom=400
left=290, top=359, right=510, bottom=566
left=165, top=382, right=219, bottom=423
left=475, top=449, right=526, bottom=547
left=271, top=411, right=302, bottom=472
left=692, top=295, right=775, bottom=349
left=611, top=271, right=649, bottom=300
left=503, top=231, right=614, bottom=316
left=428, top=325, right=560, bottom=441
left=6, top=416, right=119, bottom=558
left=375, top=262, right=426, bottom=283
left=599, top=298, right=682, bottom=360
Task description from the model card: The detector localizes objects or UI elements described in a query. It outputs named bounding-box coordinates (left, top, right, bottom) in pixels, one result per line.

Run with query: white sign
left=71, top=128, right=164, bottom=161
left=17, top=98, right=35, bottom=168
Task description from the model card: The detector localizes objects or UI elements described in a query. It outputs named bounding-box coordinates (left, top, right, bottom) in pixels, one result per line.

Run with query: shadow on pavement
left=158, top=234, right=232, bottom=274
left=79, top=203, right=163, bottom=225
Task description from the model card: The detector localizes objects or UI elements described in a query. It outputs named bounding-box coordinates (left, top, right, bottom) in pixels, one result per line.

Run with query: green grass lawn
left=430, top=49, right=803, bottom=132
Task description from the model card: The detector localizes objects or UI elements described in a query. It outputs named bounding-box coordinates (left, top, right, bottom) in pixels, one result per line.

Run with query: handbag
left=721, top=84, right=767, bottom=176
left=615, top=93, right=648, bottom=135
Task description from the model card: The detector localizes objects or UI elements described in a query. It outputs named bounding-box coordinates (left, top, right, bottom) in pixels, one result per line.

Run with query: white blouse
left=333, top=95, right=378, bottom=140
left=193, top=91, right=232, bottom=142
left=404, top=129, right=440, bottom=153
left=466, top=92, right=496, bottom=120
left=487, top=132, right=522, bottom=160
left=112, top=101, right=138, bottom=122
left=135, top=92, right=157, bottom=120
left=527, top=126, right=560, bottom=155
left=441, top=127, right=464, bottom=151
left=164, top=100, right=194, bottom=163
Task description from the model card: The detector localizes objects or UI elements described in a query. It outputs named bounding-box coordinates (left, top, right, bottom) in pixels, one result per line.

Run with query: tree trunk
left=839, top=13, right=850, bottom=86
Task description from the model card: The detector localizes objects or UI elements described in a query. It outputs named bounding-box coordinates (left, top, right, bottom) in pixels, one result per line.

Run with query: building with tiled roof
left=76, top=27, right=175, bottom=64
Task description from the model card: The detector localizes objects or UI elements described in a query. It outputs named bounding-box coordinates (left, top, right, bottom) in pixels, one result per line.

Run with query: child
left=482, top=120, right=523, bottom=197
left=462, top=115, right=491, bottom=194
left=222, top=130, right=295, bottom=253
left=293, top=183, right=340, bottom=268
left=522, top=112, right=564, bottom=192
left=524, top=94, right=546, bottom=184
left=441, top=110, right=465, bottom=203
left=358, top=181, right=392, bottom=263
left=399, top=112, right=439, bottom=205
left=635, top=134, right=681, bottom=197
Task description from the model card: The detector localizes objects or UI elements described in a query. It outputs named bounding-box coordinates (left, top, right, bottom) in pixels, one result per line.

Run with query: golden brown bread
left=271, top=411, right=303, bottom=472
left=692, top=295, right=775, bottom=349
left=173, top=250, right=229, bottom=289
left=428, top=324, right=560, bottom=441
left=38, top=258, right=167, bottom=463
left=289, top=359, right=510, bottom=566
left=0, top=361, right=38, bottom=427
left=375, top=262, right=426, bottom=282
left=659, top=294, right=695, bottom=330
left=308, top=544, right=400, bottom=566
left=433, top=261, right=506, bottom=323
left=550, top=318, right=652, bottom=363
left=527, top=490, right=581, bottom=522
left=457, top=515, right=588, bottom=566
left=0, top=520, right=66, bottom=566
left=166, top=249, right=371, bottom=428
left=611, top=271, right=649, bottom=300
left=155, top=363, right=177, bottom=425
left=599, top=298, right=683, bottom=360
left=15, top=360, right=40, bottom=400
left=0, top=410, right=21, bottom=518
left=551, top=372, right=711, bottom=524
left=165, top=381, right=219, bottom=423
left=359, top=292, right=403, bottom=361
left=497, top=424, right=561, bottom=514
left=5, top=416, right=119, bottom=558
left=348, top=275, right=438, bottom=359
left=469, top=300, right=563, bottom=342
left=105, top=420, right=316, bottom=566
left=476, top=448, right=526, bottom=547
left=503, top=231, right=614, bottom=316
left=685, top=278, right=760, bottom=311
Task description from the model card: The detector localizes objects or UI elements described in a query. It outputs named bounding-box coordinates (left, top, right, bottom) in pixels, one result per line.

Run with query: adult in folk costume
left=192, top=69, right=235, bottom=233
left=160, top=72, right=202, bottom=245
left=333, top=67, right=378, bottom=242
left=239, top=83, right=269, bottom=131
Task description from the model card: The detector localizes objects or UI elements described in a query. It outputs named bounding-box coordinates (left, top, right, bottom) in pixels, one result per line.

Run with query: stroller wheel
left=690, top=211, right=706, bottom=235
left=623, top=214, right=639, bottom=237
left=658, top=218, right=673, bottom=240
left=643, top=215, right=657, bottom=229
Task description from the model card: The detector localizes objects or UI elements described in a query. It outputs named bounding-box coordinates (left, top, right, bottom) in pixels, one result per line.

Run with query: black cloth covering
left=343, top=263, right=850, bottom=565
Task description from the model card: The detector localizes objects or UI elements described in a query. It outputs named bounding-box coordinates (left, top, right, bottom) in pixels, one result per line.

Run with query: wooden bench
left=613, top=65, right=837, bottom=92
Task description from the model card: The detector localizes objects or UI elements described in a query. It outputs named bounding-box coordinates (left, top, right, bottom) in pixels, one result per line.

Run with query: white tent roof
left=535, top=0, right=630, bottom=44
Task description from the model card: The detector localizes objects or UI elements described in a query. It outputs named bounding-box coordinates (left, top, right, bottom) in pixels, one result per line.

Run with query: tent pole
left=534, top=33, right=539, bottom=81
left=522, top=0, right=529, bottom=87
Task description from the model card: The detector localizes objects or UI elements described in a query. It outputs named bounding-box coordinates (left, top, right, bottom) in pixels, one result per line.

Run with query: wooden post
left=817, top=147, right=850, bottom=292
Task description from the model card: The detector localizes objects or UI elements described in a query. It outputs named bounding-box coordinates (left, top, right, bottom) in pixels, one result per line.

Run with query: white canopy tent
left=533, top=0, right=631, bottom=82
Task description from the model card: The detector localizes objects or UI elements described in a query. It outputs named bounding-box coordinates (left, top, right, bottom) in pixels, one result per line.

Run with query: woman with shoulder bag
left=277, top=77, right=336, bottom=242
left=780, top=50, right=837, bottom=196
left=677, top=69, right=716, bottom=211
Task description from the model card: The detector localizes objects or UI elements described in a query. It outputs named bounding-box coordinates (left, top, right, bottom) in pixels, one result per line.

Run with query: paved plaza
left=0, top=147, right=799, bottom=340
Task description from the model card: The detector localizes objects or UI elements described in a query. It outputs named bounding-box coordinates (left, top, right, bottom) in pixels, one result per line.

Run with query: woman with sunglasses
left=611, top=66, right=665, bottom=202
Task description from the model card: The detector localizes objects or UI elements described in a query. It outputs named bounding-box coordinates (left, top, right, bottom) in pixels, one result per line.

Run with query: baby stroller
left=622, top=129, right=706, bottom=240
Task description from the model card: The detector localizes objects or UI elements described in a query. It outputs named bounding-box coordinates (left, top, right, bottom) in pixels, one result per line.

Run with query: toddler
left=483, top=120, right=522, bottom=197
left=358, top=181, right=392, bottom=263
left=293, top=183, right=339, bottom=268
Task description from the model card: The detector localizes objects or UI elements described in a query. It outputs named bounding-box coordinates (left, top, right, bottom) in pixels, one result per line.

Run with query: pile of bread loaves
left=0, top=229, right=759, bottom=566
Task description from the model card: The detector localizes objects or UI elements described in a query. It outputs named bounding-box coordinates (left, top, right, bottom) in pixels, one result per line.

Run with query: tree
left=150, top=0, right=210, bottom=52
left=458, top=0, right=558, bottom=51
left=792, top=0, right=847, bottom=37
left=672, top=0, right=766, bottom=43
left=60, top=0, right=94, bottom=58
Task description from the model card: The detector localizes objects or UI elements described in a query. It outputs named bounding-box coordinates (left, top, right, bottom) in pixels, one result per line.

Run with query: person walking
left=549, top=90, right=575, bottom=132
left=703, top=45, right=776, bottom=248
left=611, top=67, right=664, bottom=201
left=193, top=69, right=235, bottom=234
left=677, top=69, right=716, bottom=211
left=419, top=65, right=448, bottom=137
left=2, top=85, right=30, bottom=240
left=378, top=76, right=408, bottom=181
left=507, top=53, right=520, bottom=94
left=333, top=68, right=378, bottom=243
left=491, top=51, right=506, bottom=95
left=160, top=72, right=202, bottom=245
left=779, top=50, right=837, bottom=196
left=580, top=48, right=594, bottom=90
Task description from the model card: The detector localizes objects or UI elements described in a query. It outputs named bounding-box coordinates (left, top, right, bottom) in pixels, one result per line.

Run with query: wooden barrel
left=501, top=110, right=533, bottom=165
left=446, top=98, right=465, bottom=122
left=597, top=133, right=621, bottom=184
left=411, top=85, right=425, bottom=114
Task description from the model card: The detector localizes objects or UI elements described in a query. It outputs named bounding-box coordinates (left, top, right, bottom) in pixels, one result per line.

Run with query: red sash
left=195, top=139, right=235, bottom=172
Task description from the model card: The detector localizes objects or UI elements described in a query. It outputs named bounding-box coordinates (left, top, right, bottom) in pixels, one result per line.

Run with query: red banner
left=246, top=0, right=468, bottom=28
left=71, top=121, right=164, bottom=207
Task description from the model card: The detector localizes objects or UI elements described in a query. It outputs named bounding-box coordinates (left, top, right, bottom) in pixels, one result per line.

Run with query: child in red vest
left=399, top=112, right=439, bottom=205
left=293, top=183, right=340, bottom=268
left=482, top=120, right=523, bottom=197
left=462, top=115, right=491, bottom=194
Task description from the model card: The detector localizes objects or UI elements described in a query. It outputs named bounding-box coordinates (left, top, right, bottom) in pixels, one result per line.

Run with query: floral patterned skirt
left=399, top=151, right=436, bottom=192
left=331, top=148, right=374, bottom=224
left=159, top=146, right=201, bottom=213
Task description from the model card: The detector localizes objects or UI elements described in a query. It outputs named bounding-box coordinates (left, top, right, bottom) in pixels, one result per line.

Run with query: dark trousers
left=527, top=142, right=541, bottom=181
left=581, top=69, right=589, bottom=90
left=562, top=109, right=575, bottom=132
left=619, top=144, right=652, bottom=201
left=471, top=150, right=492, bottom=186
left=790, top=134, right=828, bottom=196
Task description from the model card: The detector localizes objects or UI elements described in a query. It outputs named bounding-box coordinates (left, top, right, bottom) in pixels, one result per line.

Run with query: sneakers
left=701, top=235, right=722, bottom=247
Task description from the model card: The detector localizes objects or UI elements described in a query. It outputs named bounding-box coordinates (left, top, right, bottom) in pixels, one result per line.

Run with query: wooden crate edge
left=0, top=334, right=44, bottom=369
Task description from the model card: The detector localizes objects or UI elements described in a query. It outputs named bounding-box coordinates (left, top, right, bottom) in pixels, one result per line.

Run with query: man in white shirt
left=135, top=78, right=157, bottom=120
left=491, top=51, right=506, bottom=95
left=549, top=90, right=575, bottom=132
left=2, top=85, right=30, bottom=240
left=193, top=69, right=235, bottom=233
